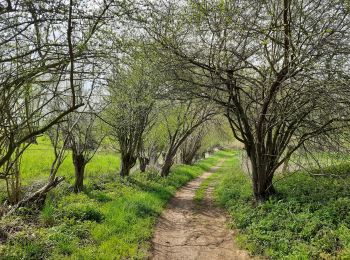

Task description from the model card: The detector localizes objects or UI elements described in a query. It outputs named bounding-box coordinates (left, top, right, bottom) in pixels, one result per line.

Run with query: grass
left=20, top=136, right=120, bottom=184
left=193, top=173, right=217, bottom=205
left=0, top=150, right=225, bottom=260
left=194, top=150, right=234, bottom=205
left=215, top=151, right=350, bottom=259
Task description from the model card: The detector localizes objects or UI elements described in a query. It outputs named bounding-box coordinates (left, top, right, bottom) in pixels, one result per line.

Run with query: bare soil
left=151, top=160, right=252, bottom=260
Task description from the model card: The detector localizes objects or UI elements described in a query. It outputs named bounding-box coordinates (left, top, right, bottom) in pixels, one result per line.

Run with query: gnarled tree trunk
left=161, top=149, right=176, bottom=177
left=120, top=153, right=137, bottom=177
left=139, top=156, right=150, bottom=172
left=180, top=138, right=202, bottom=165
left=160, top=157, right=173, bottom=177
left=247, top=147, right=277, bottom=202
left=252, top=169, right=276, bottom=202
left=73, top=154, right=86, bottom=193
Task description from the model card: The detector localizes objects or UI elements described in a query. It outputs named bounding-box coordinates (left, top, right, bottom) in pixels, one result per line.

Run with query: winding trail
left=151, top=159, right=252, bottom=260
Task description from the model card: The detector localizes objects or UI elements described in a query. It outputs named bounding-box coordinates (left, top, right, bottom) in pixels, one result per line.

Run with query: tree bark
left=249, top=151, right=277, bottom=202
left=120, top=153, right=137, bottom=177
left=160, top=155, right=174, bottom=177
left=139, top=156, right=150, bottom=172
left=252, top=172, right=276, bottom=202
left=73, top=154, right=86, bottom=193
left=246, top=146, right=276, bottom=202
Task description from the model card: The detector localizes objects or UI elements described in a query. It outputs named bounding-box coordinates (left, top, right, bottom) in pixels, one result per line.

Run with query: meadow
left=20, top=136, right=120, bottom=184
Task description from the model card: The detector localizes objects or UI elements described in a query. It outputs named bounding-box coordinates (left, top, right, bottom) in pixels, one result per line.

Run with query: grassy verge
left=193, top=173, right=218, bottom=205
left=0, top=151, right=224, bottom=260
left=215, top=151, right=350, bottom=259
left=194, top=150, right=233, bottom=205
left=0, top=136, right=120, bottom=203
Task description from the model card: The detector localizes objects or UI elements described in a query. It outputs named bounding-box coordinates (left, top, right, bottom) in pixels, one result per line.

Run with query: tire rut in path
left=151, top=159, right=252, bottom=260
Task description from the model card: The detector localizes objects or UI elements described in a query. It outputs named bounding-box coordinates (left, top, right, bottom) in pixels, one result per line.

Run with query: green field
left=0, top=147, right=226, bottom=259
left=215, top=151, right=350, bottom=259
left=20, top=136, right=120, bottom=184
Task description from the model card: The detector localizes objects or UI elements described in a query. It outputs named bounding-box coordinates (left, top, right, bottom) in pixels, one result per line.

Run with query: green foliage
left=198, top=119, right=233, bottom=154
left=0, top=230, right=49, bottom=260
left=215, top=152, right=350, bottom=259
left=0, top=152, right=223, bottom=259
left=40, top=198, right=56, bottom=227
left=57, top=193, right=104, bottom=223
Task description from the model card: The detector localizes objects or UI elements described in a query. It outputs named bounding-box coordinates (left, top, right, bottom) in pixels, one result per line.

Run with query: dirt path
left=151, top=160, right=252, bottom=260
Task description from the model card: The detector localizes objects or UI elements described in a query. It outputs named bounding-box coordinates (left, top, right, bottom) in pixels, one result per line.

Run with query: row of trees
left=2, top=0, right=350, bottom=208
left=0, top=0, right=115, bottom=208
left=0, top=0, right=228, bottom=209
left=136, top=0, right=350, bottom=201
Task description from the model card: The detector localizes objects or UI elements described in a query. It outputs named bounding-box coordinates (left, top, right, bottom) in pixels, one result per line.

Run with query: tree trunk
left=73, top=154, right=86, bottom=193
left=120, top=153, right=137, bottom=177
left=181, top=146, right=196, bottom=165
left=139, top=156, right=150, bottom=172
left=252, top=172, right=276, bottom=202
left=6, top=176, right=64, bottom=216
left=160, top=155, right=174, bottom=177
left=248, top=147, right=277, bottom=202
left=182, top=157, right=193, bottom=165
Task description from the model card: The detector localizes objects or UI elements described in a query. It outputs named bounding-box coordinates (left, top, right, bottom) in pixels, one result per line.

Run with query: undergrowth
left=215, top=151, right=350, bottom=259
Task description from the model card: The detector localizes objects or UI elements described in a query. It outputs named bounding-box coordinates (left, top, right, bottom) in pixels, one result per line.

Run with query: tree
left=7, top=121, right=72, bottom=214
left=66, top=111, right=105, bottom=192
left=0, top=0, right=113, bottom=194
left=106, top=51, right=159, bottom=177
left=179, top=118, right=232, bottom=164
left=179, top=127, right=205, bottom=165
left=142, top=0, right=350, bottom=200
left=137, top=115, right=168, bottom=172
left=62, top=64, right=107, bottom=193
left=159, top=101, right=216, bottom=176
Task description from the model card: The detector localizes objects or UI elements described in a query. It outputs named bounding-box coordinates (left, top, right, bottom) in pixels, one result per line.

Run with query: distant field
left=20, top=136, right=120, bottom=184
left=0, top=136, right=120, bottom=203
